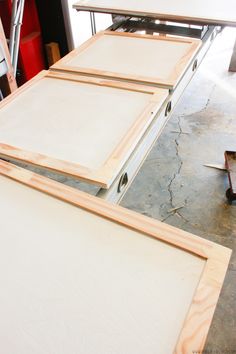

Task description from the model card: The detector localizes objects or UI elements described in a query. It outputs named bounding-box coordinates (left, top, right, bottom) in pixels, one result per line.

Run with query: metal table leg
left=229, top=38, right=236, bottom=72
left=9, top=0, right=25, bottom=77
left=90, top=12, right=96, bottom=35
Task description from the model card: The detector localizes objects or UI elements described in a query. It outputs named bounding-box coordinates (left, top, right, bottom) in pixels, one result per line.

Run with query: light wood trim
left=0, top=143, right=107, bottom=187
left=0, top=18, right=17, bottom=94
left=73, top=2, right=236, bottom=27
left=0, top=70, right=168, bottom=188
left=0, top=159, right=229, bottom=258
left=175, top=256, right=230, bottom=353
left=51, top=31, right=201, bottom=89
left=0, top=159, right=231, bottom=353
left=45, top=42, right=61, bottom=66
left=101, top=91, right=164, bottom=178
left=47, top=69, right=163, bottom=94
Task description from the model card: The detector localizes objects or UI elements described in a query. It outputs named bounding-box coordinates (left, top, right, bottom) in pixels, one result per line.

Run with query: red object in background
left=19, top=31, right=45, bottom=83
left=0, top=0, right=45, bottom=84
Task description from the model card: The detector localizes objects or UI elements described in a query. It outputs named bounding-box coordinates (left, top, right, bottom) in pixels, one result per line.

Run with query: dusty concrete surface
left=121, top=27, right=236, bottom=352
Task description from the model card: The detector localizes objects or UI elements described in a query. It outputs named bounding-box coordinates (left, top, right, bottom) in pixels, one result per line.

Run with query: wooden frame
left=0, top=70, right=168, bottom=189
left=0, top=159, right=231, bottom=353
left=51, top=31, right=201, bottom=89
left=97, top=26, right=218, bottom=203
left=73, top=0, right=236, bottom=27
left=0, top=18, right=17, bottom=96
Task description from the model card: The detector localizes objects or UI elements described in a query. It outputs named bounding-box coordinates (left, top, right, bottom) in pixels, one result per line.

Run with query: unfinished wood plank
left=0, top=70, right=168, bottom=188
left=0, top=160, right=231, bottom=354
left=0, top=18, right=17, bottom=95
left=73, top=0, right=236, bottom=26
left=45, top=42, right=61, bottom=66
left=52, top=31, right=201, bottom=89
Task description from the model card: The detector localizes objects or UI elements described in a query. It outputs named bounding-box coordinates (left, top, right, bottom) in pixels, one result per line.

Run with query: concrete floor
left=121, top=27, right=236, bottom=352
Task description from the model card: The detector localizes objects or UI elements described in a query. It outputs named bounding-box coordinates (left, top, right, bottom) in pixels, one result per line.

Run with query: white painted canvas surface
left=67, top=35, right=191, bottom=81
left=0, top=77, right=155, bottom=169
left=0, top=175, right=205, bottom=354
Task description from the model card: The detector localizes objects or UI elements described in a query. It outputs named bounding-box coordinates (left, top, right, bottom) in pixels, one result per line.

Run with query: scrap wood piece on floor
left=204, top=163, right=227, bottom=171
left=168, top=205, right=185, bottom=213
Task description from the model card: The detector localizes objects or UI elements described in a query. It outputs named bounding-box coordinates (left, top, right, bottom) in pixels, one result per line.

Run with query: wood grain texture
left=0, top=18, right=17, bottom=94
left=73, top=0, right=236, bottom=26
left=0, top=70, right=168, bottom=188
left=52, top=31, right=201, bottom=89
left=0, top=160, right=231, bottom=354
left=45, top=42, right=61, bottom=66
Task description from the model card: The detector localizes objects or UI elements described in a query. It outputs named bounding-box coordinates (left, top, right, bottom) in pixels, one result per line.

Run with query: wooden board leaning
left=0, top=70, right=168, bottom=188
left=0, top=159, right=232, bottom=354
left=51, top=31, right=201, bottom=89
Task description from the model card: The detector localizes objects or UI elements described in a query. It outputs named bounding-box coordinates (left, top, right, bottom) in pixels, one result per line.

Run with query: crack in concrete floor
left=162, top=82, right=217, bottom=224
left=162, top=116, right=188, bottom=223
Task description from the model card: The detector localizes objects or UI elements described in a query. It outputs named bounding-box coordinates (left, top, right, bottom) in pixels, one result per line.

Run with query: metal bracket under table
left=108, top=17, right=209, bottom=39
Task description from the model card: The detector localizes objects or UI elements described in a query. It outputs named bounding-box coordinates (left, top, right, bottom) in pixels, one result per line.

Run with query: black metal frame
left=107, top=17, right=209, bottom=39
